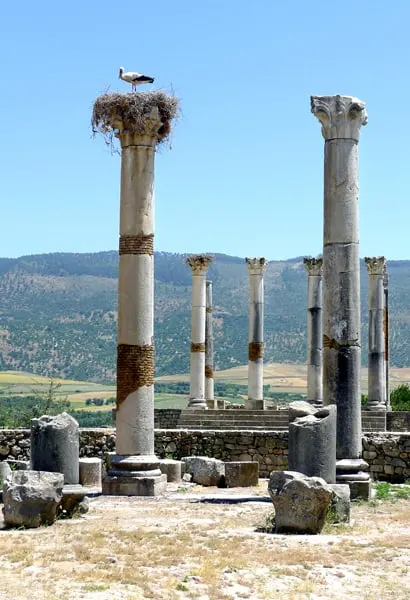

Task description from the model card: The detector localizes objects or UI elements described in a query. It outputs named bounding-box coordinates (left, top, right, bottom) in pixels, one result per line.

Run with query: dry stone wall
left=1, top=428, right=410, bottom=481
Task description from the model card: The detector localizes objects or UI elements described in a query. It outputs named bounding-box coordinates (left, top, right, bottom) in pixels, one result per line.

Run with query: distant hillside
left=0, top=250, right=409, bottom=383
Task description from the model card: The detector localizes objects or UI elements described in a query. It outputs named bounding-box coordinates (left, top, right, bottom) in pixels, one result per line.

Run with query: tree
left=390, top=384, right=410, bottom=411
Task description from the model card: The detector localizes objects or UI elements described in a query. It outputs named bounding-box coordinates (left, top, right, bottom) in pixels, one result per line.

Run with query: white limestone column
left=304, top=258, right=323, bottom=407
left=246, top=258, right=267, bottom=410
left=205, top=280, right=216, bottom=408
left=365, top=257, right=386, bottom=411
left=186, top=255, right=213, bottom=409
left=92, top=94, right=178, bottom=496
left=311, top=95, right=367, bottom=466
left=383, top=266, right=391, bottom=410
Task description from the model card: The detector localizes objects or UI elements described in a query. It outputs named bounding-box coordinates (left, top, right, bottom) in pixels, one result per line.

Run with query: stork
left=119, top=67, right=155, bottom=91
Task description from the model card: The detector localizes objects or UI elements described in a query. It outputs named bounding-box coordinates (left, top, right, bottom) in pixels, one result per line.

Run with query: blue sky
left=0, top=1, right=408, bottom=260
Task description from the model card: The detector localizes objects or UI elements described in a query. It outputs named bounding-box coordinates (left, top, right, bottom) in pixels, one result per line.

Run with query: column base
left=336, top=459, right=371, bottom=501
left=187, top=398, right=208, bottom=410
left=307, top=399, right=323, bottom=409
left=365, top=401, right=386, bottom=412
left=102, top=454, right=167, bottom=497
left=206, top=398, right=218, bottom=409
left=245, top=399, right=265, bottom=410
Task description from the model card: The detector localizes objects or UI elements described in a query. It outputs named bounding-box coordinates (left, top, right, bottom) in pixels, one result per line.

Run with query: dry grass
left=1, top=490, right=410, bottom=599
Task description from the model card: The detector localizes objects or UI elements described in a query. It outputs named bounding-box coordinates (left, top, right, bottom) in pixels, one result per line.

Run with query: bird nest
left=92, top=91, right=179, bottom=147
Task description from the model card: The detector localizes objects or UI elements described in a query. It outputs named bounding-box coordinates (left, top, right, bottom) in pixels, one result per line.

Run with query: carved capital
left=304, top=257, right=323, bottom=276
left=365, top=256, right=386, bottom=276
left=246, top=257, right=267, bottom=275
left=186, top=254, right=213, bottom=275
left=311, top=95, right=368, bottom=141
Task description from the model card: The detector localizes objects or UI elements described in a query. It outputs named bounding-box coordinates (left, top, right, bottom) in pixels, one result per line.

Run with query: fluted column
left=365, top=257, right=386, bottom=411
left=311, top=95, right=369, bottom=495
left=186, top=255, right=213, bottom=409
left=205, top=280, right=216, bottom=408
left=92, top=92, right=178, bottom=496
left=304, top=258, right=323, bottom=407
left=246, top=258, right=267, bottom=410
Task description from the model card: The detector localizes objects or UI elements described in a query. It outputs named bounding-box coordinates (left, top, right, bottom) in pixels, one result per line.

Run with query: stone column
left=205, top=280, right=216, bottom=409
left=246, top=258, right=267, bottom=410
left=92, top=92, right=178, bottom=496
left=304, top=258, right=323, bottom=407
left=311, top=95, right=370, bottom=498
left=186, top=255, right=213, bottom=409
left=383, top=266, right=391, bottom=410
left=365, top=257, right=386, bottom=411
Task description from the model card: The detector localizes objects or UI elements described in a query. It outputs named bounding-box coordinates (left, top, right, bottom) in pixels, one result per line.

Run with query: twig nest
left=92, top=91, right=179, bottom=146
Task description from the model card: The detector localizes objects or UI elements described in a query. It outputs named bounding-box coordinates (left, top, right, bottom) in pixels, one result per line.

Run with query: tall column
left=304, top=258, right=323, bottom=407
left=186, top=255, right=213, bottom=409
left=365, top=257, right=386, bottom=411
left=311, top=95, right=370, bottom=497
left=246, top=258, right=267, bottom=410
left=92, top=92, right=178, bottom=496
left=383, top=265, right=391, bottom=410
left=205, top=280, right=216, bottom=409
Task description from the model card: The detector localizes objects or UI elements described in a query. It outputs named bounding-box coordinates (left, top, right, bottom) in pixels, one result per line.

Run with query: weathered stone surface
left=224, top=462, right=258, bottom=487
left=79, top=458, right=102, bottom=488
left=268, top=471, right=333, bottom=534
left=31, top=413, right=79, bottom=484
left=2, top=470, right=64, bottom=528
left=0, top=461, right=12, bottom=484
left=159, top=459, right=182, bottom=483
left=182, top=456, right=225, bottom=486
left=288, top=401, right=317, bottom=422
left=329, top=484, right=350, bottom=523
left=288, top=404, right=336, bottom=483
left=59, top=485, right=90, bottom=517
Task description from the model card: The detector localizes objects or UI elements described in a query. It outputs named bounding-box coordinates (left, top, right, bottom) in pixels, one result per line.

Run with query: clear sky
left=0, top=1, right=408, bottom=260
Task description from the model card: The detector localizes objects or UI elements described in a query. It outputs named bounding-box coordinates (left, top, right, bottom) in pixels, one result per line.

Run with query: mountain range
left=0, top=251, right=409, bottom=383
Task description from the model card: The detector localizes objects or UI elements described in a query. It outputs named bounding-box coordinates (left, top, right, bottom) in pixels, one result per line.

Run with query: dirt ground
left=0, top=483, right=410, bottom=600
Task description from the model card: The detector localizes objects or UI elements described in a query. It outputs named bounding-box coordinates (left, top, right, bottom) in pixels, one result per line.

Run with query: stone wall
left=386, top=412, right=410, bottom=432
left=154, top=410, right=182, bottom=429
left=1, top=428, right=410, bottom=481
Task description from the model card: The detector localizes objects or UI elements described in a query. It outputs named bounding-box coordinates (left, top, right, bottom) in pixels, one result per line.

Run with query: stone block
left=268, top=471, right=333, bottom=534
left=2, top=470, right=64, bottom=528
left=159, top=459, right=182, bottom=483
left=329, top=484, right=350, bottom=523
left=224, top=462, right=259, bottom=487
left=349, top=479, right=371, bottom=501
left=79, top=458, right=102, bottom=488
left=182, top=456, right=225, bottom=487
left=102, top=474, right=167, bottom=496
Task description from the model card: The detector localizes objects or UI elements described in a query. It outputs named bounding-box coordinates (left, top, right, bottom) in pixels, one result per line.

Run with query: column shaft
left=246, top=258, right=267, bottom=410
left=365, top=257, right=386, bottom=411
left=205, top=280, right=216, bottom=408
left=304, top=258, right=323, bottom=407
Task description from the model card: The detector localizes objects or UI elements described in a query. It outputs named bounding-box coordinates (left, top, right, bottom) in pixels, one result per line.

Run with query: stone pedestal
left=311, top=94, right=370, bottom=496
left=31, top=413, right=79, bottom=484
left=205, top=280, right=216, bottom=409
left=288, top=403, right=336, bottom=483
left=246, top=258, right=267, bottom=410
left=365, top=257, right=386, bottom=411
left=92, top=93, right=178, bottom=496
left=304, top=258, right=323, bottom=407
left=186, top=255, right=213, bottom=409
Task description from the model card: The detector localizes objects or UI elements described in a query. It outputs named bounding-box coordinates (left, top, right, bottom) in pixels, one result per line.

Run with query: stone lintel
left=311, top=94, right=368, bottom=141
left=246, top=257, right=267, bottom=275
left=304, top=257, right=323, bottom=276
left=186, top=254, right=213, bottom=275
left=365, top=256, right=386, bottom=276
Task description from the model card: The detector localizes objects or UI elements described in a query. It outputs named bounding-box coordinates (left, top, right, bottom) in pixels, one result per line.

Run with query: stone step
left=175, top=415, right=289, bottom=423
left=168, top=425, right=288, bottom=431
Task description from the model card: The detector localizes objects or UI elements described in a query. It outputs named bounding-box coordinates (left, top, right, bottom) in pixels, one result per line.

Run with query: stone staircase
left=156, top=409, right=387, bottom=432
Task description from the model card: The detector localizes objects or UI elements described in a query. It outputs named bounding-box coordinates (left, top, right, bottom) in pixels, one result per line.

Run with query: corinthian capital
left=246, top=257, right=267, bottom=275
left=186, top=254, right=213, bottom=275
left=311, top=95, right=368, bottom=141
left=304, top=257, right=323, bottom=276
left=365, top=256, right=386, bottom=276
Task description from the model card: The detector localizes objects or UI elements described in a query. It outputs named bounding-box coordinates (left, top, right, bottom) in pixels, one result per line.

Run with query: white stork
left=118, top=67, right=155, bottom=91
